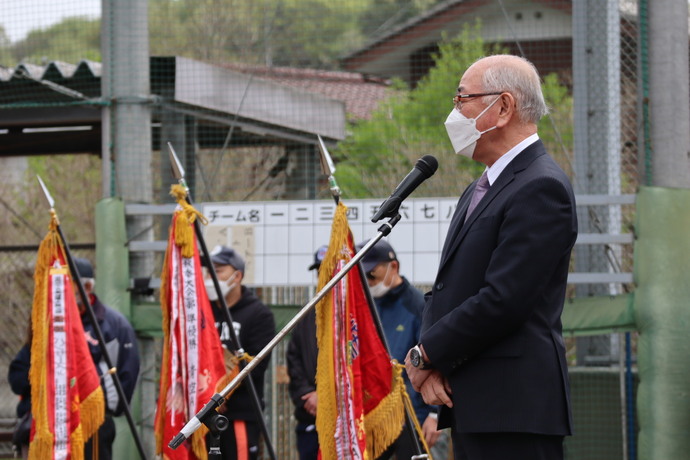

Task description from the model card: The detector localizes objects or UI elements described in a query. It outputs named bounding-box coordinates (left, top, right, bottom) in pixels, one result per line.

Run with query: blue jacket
left=374, top=276, right=433, bottom=424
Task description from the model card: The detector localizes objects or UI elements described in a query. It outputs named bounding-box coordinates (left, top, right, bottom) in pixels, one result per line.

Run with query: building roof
left=221, top=62, right=393, bottom=121
left=0, top=57, right=356, bottom=156
left=341, top=0, right=572, bottom=82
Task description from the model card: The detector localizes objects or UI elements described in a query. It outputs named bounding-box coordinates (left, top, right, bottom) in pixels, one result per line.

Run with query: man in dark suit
left=405, top=54, right=578, bottom=460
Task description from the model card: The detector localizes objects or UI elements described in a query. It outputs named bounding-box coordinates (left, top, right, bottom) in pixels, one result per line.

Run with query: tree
left=10, top=17, right=100, bottom=64
left=333, top=24, right=492, bottom=198
left=148, top=0, right=362, bottom=68
left=333, top=23, right=573, bottom=198
left=0, top=26, right=12, bottom=67
left=357, top=0, right=440, bottom=39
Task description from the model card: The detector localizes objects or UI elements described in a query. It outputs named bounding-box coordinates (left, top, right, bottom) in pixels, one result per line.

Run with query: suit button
left=436, top=282, right=444, bottom=290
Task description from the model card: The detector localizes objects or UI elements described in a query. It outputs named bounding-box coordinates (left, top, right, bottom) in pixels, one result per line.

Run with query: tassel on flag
left=29, top=210, right=105, bottom=460
left=155, top=185, right=228, bottom=460
left=315, top=202, right=407, bottom=459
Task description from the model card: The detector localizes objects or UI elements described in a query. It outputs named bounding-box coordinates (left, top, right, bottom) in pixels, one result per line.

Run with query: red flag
left=315, top=202, right=406, bottom=459
left=155, top=186, right=227, bottom=460
left=29, top=212, right=104, bottom=460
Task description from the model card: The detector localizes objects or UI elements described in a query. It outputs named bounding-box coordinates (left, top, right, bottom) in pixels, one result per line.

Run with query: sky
left=2, top=0, right=101, bottom=42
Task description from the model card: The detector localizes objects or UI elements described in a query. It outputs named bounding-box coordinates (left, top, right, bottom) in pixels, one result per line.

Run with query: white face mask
left=205, top=270, right=239, bottom=302
left=368, top=263, right=392, bottom=298
left=444, top=96, right=500, bottom=158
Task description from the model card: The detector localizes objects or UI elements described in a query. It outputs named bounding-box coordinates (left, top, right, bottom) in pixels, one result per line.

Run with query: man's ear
left=496, top=92, right=516, bottom=127
left=83, top=279, right=94, bottom=293
left=391, top=260, right=400, bottom=273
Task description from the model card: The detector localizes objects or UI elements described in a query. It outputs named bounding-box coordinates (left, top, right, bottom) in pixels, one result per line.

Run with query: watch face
left=411, top=348, right=421, bottom=367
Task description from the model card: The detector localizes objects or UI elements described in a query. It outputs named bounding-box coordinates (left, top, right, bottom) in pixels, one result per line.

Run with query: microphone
left=371, top=155, right=438, bottom=222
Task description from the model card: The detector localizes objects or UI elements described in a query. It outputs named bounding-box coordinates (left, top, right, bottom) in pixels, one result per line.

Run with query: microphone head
left=416, top=155, right=438, bottom=178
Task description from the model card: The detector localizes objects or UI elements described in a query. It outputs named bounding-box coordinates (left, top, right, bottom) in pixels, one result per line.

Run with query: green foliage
left=2, top=0, right=450, bottom=70
left=539, top=72, right=574, bottom=176
left=149, top=0, right=361, bottom=68
left=0, top=26, right=12, bottom=67
left=333, top=23, right=493, bottom=198
left=10, top=18, right=100, bottom=64
left=26, top=155, right=101, bottom=243
left=333, top=23, right=574, bottom=199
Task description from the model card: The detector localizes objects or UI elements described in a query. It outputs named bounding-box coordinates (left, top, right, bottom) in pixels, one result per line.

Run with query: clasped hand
left=404, top=349, right=453, bottom=408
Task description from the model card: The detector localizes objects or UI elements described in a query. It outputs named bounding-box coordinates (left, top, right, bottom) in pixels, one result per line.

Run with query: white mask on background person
left=444, top=96, right=500, bottom=158
left=368, top=263, right=392, bottom=298
left=205, top=270, right=239, bottom=301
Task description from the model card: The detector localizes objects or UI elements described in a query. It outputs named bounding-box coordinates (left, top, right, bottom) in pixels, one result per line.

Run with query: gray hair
left=479, top=55, right=548, bottom=124
left=81, top=277, right=96, bottom=289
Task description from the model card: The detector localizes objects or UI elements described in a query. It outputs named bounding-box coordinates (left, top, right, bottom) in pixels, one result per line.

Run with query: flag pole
left=37, top=176, right=148, bottom=460
left=317, top=138, right=428, bottom=458
left=166, top=144, right=277, bottom=460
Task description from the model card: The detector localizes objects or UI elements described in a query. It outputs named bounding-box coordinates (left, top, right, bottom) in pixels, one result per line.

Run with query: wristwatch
left=410, top=344, right=432, bottom=370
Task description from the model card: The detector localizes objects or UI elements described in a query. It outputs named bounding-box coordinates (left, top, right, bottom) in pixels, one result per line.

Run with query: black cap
left=356, top=239, right=397, bottom=273
left=73, top=257, right=94, bottom=278
left=210, top=246, right=245, bottom=273
left=308, top=245, right=328, bottom=271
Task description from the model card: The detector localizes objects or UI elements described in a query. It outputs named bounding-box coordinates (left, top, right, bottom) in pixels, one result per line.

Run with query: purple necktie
left=465, top=171, right=490, bottom=222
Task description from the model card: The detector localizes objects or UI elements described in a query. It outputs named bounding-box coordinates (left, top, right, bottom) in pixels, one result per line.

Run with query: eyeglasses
left=453, top=91, right=504, bottom=110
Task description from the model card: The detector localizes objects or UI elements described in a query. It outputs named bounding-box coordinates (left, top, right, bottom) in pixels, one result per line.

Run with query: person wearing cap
left=356, top=239, right=447, bottom=460
left=285, top=245, right=326, bottom=460
left=204, top=246, right=276, bottom=460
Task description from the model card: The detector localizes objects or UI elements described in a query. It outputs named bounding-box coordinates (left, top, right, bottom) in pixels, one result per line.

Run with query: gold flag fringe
left=315, top=202, right=350, bottom=460
left=396, top=362, right=433, bottom=460
left=314, top=203, right=425, bottom=459
left=29, top=210, right=105, bottom=460
left=363, top=363, right=406, bottom=459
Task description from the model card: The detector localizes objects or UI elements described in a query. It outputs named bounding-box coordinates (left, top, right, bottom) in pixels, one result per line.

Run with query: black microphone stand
left=170, top=212, right=402, bottom=449
left=170, top=140, right=434, bottom=460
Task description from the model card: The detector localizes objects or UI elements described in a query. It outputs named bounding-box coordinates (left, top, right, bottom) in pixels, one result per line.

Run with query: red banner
left=155, top=194, right=227, bottom=460
left=29, top=214, right=104, bottom=460
left=315, top=202, right=405, bottom=459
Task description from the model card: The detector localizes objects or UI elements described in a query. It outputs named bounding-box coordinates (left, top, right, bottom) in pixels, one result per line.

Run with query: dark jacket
left=286, top=308, right=317, bottom=424
left=421, top=141, right=577, bottom=435
left=213, top=286, right=276, bottom=421
left=8, top=344, right=31, bottom=418
left=82, top=294, right=140, bottom=416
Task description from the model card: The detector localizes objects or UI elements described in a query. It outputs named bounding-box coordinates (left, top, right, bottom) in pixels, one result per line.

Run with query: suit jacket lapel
left=438, top=140, right=546, bottom=272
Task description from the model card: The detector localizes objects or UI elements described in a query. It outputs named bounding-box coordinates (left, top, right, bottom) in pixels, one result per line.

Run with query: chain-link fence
left=0, top=0, right=654, bottom=458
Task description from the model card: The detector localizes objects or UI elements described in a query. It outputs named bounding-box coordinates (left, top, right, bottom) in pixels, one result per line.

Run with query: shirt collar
left=485, top=133, right=539, bottom=185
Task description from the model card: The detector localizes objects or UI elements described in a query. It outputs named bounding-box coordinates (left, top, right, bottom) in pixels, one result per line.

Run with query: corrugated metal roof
left=0, top=60, right=102, bottom=82
left=1, top=58, right=390, bottom=121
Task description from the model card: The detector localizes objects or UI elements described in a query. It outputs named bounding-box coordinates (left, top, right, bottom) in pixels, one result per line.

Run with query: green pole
left=634, top=187, right=690, bottom=459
